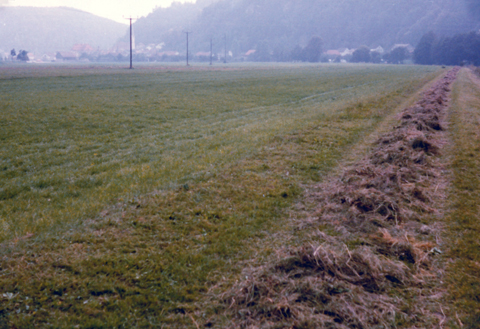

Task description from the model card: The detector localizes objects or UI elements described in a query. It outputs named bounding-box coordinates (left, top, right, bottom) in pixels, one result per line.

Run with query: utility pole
left=210, top=38, right=213, bottom=66
left=224, top=34, right=227, bottom=64
left=184, top=31, right=192, bottom=66
left=124, top=16, right=137, bottom=69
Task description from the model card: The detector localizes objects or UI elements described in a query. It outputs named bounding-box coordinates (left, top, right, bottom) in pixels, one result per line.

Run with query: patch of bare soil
left=216, top=68, right=460, bottom=328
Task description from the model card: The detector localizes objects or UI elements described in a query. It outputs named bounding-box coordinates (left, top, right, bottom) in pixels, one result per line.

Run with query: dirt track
left=220, top=68, right=460, bottom=328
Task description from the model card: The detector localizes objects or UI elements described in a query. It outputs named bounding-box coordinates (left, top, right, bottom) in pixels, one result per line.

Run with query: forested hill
left=129, top=0, right=480, bottom=56
left=0, top=7, right=127, bottom=54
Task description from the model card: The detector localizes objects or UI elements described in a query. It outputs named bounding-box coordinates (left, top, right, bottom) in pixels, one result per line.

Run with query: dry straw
left=218, top=68, right=460, bottom=328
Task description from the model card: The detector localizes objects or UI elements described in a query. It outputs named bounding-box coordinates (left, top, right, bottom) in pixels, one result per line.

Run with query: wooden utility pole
left=210, top=38, right=213, bottom=65
left=124, top=16, right=137, bottom=69
left=184, top=31, right=192, bottom=66
left=224, top=34, right=227, bottom=64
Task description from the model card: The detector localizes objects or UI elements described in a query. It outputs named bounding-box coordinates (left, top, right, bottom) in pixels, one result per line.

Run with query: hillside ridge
left=128, top=0, right=480, bottom=57
left=0, top=6, right=127, bottom=55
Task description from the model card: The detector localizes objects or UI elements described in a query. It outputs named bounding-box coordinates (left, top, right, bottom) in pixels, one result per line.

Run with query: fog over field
left=127, top=0, right=479, bottom=56
left=1, top=0, right=480, bottom=61
left=2, top=0, right=194, bottom=23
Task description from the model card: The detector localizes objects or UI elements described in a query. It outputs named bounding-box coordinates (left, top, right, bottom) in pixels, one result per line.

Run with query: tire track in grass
left=445, top=68, right=480, bottom=328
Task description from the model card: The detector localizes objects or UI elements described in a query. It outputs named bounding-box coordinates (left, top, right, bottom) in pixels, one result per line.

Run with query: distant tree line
left=3, top=49, right=29, bottom=62
left=130, top=0, right=480, bottom=60
left=414, top=31, right=480, bottom=66
left=346, top=46, right=409, bottom=64
left=335, top=45, right=411, bottom=64
left=66, top=39, right=413, bottom=64
left=290, top=37, right=324, bottom=62
left=254, top=37, right=410, bottom=64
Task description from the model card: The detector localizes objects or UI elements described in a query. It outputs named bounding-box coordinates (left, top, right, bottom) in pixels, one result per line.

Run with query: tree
left=462, top=31, right=480, bottom=66
left=351, top=46, right=371, bottom=63
left=432, top=31, right=480, bottom=66
left=253, top=41, right=271, bottom=62
left=272, top=45, right=288, bottom=62
left=418, top=31, right=480, bottom=66
left=432, top=37, right=451, bottom=65
left=303, top=36, right=323, bottom=63
left=290, top=45, right=304, bottom=62
left=371, top=51, right=382, bottom=63
left=10, top=49, right=16, bottom=57
left=414, top=31, right=436, bottom=65
left=388, top=46, right=409, bottom=64
left=17, top=50, right=29, bottom=61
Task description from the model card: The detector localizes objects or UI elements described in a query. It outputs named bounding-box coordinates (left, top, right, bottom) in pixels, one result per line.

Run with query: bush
left=351, top=46, right=371, bottom=63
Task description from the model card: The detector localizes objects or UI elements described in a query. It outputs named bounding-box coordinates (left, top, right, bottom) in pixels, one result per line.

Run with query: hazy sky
left=5, top=0, right=194, bottom=23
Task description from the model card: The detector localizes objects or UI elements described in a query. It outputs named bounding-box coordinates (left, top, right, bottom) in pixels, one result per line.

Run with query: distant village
left=0, top=41, right=415, bottom=64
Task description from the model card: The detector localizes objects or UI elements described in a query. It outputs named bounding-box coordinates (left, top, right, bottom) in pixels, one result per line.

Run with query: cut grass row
left=445, top=68, right=480, bottom=328
left=0, top=64, right=443, bottom=327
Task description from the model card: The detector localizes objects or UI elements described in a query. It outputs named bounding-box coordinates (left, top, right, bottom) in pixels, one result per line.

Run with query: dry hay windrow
left=217, top=68, right=460, bottom=328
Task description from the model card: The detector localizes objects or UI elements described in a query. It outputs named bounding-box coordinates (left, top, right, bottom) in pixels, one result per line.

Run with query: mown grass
left=0, top=63, right=440, bottom=242
left=445, top=68, right=480, bottom=328
left=0, top=63, right=443, bottom=327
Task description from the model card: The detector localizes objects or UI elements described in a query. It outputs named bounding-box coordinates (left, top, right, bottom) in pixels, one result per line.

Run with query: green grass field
left=0, top=63, right=450, bottom=327
left=0, top=63, right=440, bottom=242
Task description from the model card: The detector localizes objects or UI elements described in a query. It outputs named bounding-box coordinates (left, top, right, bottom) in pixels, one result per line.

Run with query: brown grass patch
left=216, top=68, right=460, bottom=328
